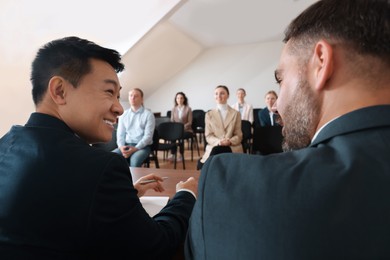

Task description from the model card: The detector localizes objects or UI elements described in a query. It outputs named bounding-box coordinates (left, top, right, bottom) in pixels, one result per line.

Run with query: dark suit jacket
left=258, top=106, right=279, bottom=126
left=0, top=113, right=195, bottom=259
left=186, top=105, right=390, bottom=260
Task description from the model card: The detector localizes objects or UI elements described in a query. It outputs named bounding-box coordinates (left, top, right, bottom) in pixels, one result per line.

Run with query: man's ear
left=48, top=76, right=67, bottom=105
left=310, top=40, right=334, bottom=91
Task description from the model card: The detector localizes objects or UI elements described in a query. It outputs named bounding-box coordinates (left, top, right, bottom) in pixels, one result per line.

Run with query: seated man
left=115, top=88, right=155, bottom=167
left=0, top=36, right=197, bottom=259
left=186, top=0, right=390, bottom=259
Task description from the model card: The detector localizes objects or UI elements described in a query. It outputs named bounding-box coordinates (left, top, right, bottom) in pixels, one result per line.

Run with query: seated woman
left=170, top=92, right=193, bottom=161
left=258, top=90, right=280, bottom=126
left=199, top=85, right=243, bottom=169
left=170, top=92, right=193, bottom=137
left=231, top=88, right=254, bottom=124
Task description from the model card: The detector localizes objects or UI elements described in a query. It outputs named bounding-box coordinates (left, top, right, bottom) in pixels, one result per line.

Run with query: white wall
left=0, top=53, right=35, bottom=136
left=0, top=39, right=284, bottom=137
left=144, top=40, right=283, bottom=115
left=120, top=21, right=203, bottom=98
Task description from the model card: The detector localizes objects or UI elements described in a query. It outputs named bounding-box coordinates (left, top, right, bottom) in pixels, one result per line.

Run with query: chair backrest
left=157, top=122, right=184, bottom=142
left=192, top=109, right=205, bottom=131
left=241, top=120, right=253, bottom=153
left=155, top=116, right=171, bottom=129
left=253, top=108, right=262, bottom=128
left=252, top=126, right=283, bottom=155
left=241, top=120, right=252, bottom=141
left=166, top=110, right=171, bottom=118
left=151, top=128, right=159, bottom=151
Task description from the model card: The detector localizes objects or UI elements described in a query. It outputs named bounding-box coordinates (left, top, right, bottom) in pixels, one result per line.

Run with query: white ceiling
left=169, top=0, right=318, bottom=47
left=0, top=0, right=317, bottom=62
left=116, top=0, right=318, bottom=98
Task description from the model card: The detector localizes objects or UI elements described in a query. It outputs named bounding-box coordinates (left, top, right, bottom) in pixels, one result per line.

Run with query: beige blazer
left=201, top=106, right=243, bottom=163
left=231, top=102, right=254, bottom=124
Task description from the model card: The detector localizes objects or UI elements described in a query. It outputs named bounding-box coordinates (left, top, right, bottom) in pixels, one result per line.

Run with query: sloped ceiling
left=119, top=0, right=318, bottom=98
left=169, top=0, right=317, bottom=47
left=119, top=21, right=203, bottom=98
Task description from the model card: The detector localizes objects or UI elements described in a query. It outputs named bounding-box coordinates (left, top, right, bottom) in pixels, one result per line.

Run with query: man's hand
left=120, top=146, right=138, bottom=158
left=134, top=174, right=165, bottom=197
left=176, top=177, right=198, bottom=198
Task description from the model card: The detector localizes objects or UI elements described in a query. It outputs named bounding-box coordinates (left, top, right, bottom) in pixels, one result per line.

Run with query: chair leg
left=154, top=152, right=160, bottom=168
left=182, top=152, right=186, bottom=170
left=201, top=133, right=206, bottom=151
left=173, top=150, right=177, bottom=169
left=190, top=137, right=194, bottom=161
left=194, top=135, right=200, bottom=156
left=181, top=143, right=186, bottom=170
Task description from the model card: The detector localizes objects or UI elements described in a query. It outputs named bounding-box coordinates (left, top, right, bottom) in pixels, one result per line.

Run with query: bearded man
left=185, top=0, right=390, bottom=259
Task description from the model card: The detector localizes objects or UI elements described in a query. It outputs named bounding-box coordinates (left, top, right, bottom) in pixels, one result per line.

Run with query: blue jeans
left=113, top=144, right=151, bottom=167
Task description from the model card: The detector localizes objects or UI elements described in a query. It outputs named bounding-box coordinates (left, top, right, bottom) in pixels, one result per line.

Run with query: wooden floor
left=148, top=137, right=205, bottom=171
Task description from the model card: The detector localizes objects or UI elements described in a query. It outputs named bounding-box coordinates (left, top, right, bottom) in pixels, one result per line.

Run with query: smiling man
left=0, top=36, right=197, bottom=259
left=186, top=0, right=390, bottom=259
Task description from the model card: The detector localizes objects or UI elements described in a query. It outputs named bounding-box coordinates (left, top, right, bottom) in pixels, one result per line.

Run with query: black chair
left=166, top=110, right=171, bottom=118
left=155, top=116, right=175, bottom=160
left=241, top=120, right=252, bottom=154
left=143, top=129, right=160, bottom=168
left=183, top=131, right=200, bottom=161
left=192, top=109, right=206, bottom=147
left=197, top=145, right=232, bottom=170
left=155, top=116, right=171, bottom=129
left=252, top=126, right=283, bottom=155
left=156, top=122, right=186, bottom=169
left=253, top=108, right=262, bottom=128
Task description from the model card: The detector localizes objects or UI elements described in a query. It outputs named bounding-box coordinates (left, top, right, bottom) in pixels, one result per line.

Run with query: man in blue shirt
left=116, top=88, right=155, bottom=167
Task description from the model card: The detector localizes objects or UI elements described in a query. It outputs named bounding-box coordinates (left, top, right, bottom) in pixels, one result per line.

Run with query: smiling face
left=275, top=41, right=320, bottom=151
left=60, top=59, right=123, bottom=144
left=215, top=87, right=229, bottom=104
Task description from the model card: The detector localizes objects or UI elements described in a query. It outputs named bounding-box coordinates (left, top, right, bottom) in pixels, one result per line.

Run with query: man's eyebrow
left=104, top=79, right=119, bottom=87
left=274, top=69, right=281, bottom=81
left=106, top=79, right=122, bottom=90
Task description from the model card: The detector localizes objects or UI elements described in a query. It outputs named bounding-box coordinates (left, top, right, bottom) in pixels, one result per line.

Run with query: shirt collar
left=311, top=116, right=339, bottom=143
left=131, top=106, right=144, bottom=114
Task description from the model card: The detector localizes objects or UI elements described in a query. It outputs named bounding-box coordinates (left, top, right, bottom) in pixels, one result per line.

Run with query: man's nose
left=271, top=101, right=278, bottom=113
left=114, top=99, right=124, bottom=116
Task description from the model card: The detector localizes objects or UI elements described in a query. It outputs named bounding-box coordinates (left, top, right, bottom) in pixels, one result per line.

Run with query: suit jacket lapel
left=223, top=107, right=235, bottom=130
left=210, top=109, right=224, bottom=130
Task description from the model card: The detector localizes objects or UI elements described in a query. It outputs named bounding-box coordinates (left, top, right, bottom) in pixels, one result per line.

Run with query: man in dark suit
left=0, top=37, right=197, bottom=259
left=186, top=0, right=390, bottom=259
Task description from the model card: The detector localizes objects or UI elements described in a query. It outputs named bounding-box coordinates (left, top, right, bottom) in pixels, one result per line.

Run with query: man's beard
left=281, top=78, right=319, bottom=152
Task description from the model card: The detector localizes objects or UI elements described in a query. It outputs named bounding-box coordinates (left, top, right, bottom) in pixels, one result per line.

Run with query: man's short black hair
left=31, top=36, right=125, bottom=105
